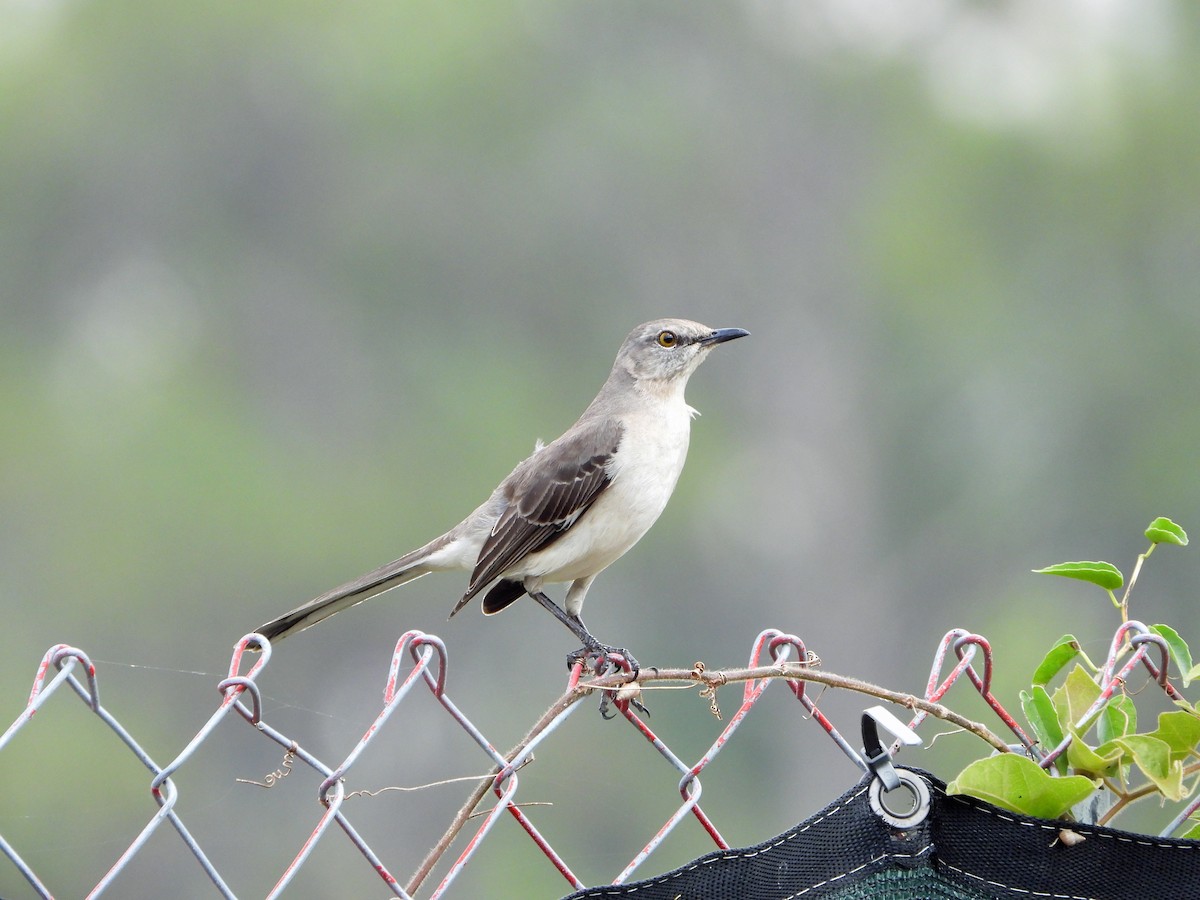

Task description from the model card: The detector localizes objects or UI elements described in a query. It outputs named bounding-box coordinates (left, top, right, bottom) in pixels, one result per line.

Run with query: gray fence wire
left=0, top=628, right=858, bottom=899
left=2, top=621, right=1194, bottom=898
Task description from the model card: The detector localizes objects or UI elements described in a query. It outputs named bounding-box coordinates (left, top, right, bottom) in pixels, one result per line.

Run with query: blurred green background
left=2, top=1, right=1199, bottom=897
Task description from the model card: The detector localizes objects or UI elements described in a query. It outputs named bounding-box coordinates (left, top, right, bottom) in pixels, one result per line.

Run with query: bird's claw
left=566, top=643, right=640, bottom=678
left=567, top=642, right=646, bottom=718
left=598, top=687, right=649, bottom=719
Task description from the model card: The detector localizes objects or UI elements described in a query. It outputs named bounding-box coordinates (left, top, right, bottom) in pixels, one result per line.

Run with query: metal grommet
left=869, top=767, right=931, bottom=829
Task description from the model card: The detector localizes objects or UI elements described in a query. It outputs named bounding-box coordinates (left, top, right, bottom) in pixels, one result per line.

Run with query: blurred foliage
left=2, top=1, right=1199, bottom=896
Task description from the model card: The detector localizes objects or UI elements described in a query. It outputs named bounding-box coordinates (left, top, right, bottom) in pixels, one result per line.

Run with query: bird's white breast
left=519, top=399, right=694, bottom=584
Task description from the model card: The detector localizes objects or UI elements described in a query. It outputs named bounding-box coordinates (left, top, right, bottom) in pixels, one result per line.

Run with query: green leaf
left=1182, top=819, right=1200, bottom=840
left=947, top=755, right=1095, bottom=819
left=1051, top=664, right=1102, bottom=733
left=1145, top=517, right=1188, bottom=547
left=1032, top=561, right=1124, bottom=592
left=1111, top=735, right=1184, bottom=800
left=1067, top=735, right=1124, bottom=779
left=1021, top=686, right=1067, bottom=775
left=1151, top=624, right=1195, bottom=687
left=1032, top=635, right=1083, bottom=686
left=1097, top=694, right=1136, bottom=745
left=1145, top=710, right=1200, bottom=762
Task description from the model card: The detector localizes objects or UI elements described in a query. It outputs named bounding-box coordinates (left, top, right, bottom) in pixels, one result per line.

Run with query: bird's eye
left=656, top=330, right=678, bottom=348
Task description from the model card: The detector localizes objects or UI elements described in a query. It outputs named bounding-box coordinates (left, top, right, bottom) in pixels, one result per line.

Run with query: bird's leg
left=526, top=591, right=640, bottom=677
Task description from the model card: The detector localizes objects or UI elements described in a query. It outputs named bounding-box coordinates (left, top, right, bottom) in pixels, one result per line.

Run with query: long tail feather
left=255, top=548, right=433, bottom=643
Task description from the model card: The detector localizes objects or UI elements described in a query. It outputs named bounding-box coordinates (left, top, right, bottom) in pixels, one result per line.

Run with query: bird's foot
left=567, top=642, right=646, bottom=718
left=566, top=642, right=640, bottom=678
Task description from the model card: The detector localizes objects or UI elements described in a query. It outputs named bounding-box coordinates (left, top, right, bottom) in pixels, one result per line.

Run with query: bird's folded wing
left=453, top=416, right=623, bottom=612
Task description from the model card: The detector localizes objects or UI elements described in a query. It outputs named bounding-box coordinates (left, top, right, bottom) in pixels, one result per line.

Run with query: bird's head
left=615, top=318, right=750, bottom=385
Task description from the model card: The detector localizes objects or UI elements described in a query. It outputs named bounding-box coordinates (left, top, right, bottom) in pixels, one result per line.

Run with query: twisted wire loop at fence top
left=2, top=620, right=1196, bottom=897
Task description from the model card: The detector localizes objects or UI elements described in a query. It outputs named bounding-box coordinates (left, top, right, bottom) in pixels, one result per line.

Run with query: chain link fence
left=1, top=628, right=851, bottom=898
left=2, top=621, right=1193, bottom=898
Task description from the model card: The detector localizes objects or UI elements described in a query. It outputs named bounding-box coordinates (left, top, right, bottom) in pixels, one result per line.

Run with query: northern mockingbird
left=255, top=318, right=748, bottom=669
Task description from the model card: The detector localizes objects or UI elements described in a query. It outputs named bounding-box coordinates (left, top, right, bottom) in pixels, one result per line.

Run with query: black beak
left=700, top=327, right=750, bottom=346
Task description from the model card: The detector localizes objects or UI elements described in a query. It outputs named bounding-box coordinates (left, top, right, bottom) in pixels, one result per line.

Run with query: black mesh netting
left=562, top=769, right=1200, bottom=900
